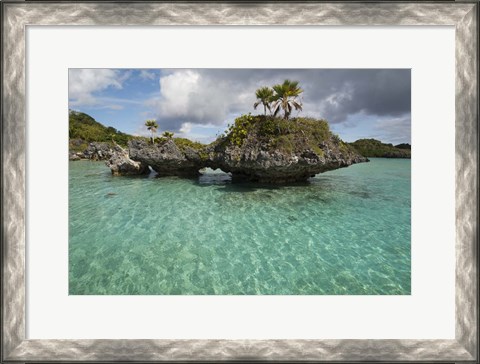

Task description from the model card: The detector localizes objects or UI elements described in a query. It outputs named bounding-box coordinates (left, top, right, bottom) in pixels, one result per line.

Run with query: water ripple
left=69, top=159, right=411, bottom=295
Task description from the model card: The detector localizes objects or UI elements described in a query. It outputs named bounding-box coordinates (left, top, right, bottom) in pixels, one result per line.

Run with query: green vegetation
left=69, top=110, right=209, bottom=156
left=349, top=139, right=411, bottom=158
left=258, top=116, right=331, bottom=141
left=145, top=120, right=158, bottom=144
left=223, top=114, right=343, bottom=156
left=162, top=131, right=174, bottom=139
left=69, top=110, right=131, bottom=148
left=395, top=143, right=411, bottom=150
left=225, top=114, right=255, bottom=146
left=172, top=137, right=205, bottom=151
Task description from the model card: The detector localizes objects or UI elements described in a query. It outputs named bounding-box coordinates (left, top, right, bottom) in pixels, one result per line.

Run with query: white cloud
left=154, top=70, right=253, bottom=130
left=179, top=122, right=192, bottom=134
left=176, top=122, right=225, bottom=144
left=139, top=70, right=156, bottom=80
left=69, top=69, right=129, bottom=107
left=158, top=70, right=200, bottom=117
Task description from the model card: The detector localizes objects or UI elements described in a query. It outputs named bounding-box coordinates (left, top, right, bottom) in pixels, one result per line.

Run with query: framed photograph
left=2, top=1, right=478, bottom=362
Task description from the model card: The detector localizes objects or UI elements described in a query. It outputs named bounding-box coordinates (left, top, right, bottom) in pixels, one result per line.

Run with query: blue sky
left=69, top=69, right=411, bottom=144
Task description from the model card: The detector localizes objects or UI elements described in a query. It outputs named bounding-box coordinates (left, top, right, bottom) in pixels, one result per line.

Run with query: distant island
left=349, top=139, right=411, bottom=158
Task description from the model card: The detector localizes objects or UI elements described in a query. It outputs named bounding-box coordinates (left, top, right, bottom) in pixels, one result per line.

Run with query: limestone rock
left=207, top=122, right=368, bottom=183
left=128, top=139, right=202, bottom=177
left=84, top=142, right=117, bottom=161
left=106, top=145, right=149, bottom=176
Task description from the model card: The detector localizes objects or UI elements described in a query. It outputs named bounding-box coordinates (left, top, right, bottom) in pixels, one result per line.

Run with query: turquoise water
left=69, top=158, right=410, bottom=295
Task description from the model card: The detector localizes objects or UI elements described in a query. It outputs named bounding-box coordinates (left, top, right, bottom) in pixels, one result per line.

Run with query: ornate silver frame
left=2, top=1, right=478, bottom=362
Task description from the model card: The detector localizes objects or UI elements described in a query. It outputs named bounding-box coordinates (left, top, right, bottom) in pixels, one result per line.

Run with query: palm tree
left=253, top=86, right=274, bottom=115
left=145, top=119, right=158, bottom=143
left=162, top=131, right=174, bottom=139
left=271, top=80, right=303, bottom=120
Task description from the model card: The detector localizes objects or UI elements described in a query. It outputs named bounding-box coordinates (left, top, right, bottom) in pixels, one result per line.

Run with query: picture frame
left=2, top=1, right=478, bottom=362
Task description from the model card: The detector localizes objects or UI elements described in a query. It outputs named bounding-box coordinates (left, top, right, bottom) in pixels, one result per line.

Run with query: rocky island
left=349, top=138, right=411, bottom=158
left=104, top=114, right=368, bottom=183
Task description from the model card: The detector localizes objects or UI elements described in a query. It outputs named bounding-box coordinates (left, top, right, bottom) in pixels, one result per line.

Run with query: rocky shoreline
left=100, top=126, right=368, bottom=184
left=69, top=142, right=120, bottom=161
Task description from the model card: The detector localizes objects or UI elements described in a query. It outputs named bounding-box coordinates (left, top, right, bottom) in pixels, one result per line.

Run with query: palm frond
left=292, top=101, right=303, bottom=111
left=263, top=80, right=304, bottom=119
left=145, top=119, right=158, bottom=128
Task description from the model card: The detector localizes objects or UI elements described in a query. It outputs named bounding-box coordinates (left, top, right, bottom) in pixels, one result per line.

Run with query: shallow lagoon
left=69, top=158, right=411, bottom=295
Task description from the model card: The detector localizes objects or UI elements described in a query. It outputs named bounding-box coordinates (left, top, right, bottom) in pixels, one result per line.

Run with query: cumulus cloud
left=68, top=69, right=130, bottom=107
left=153, top=70, right=254, bottom=131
